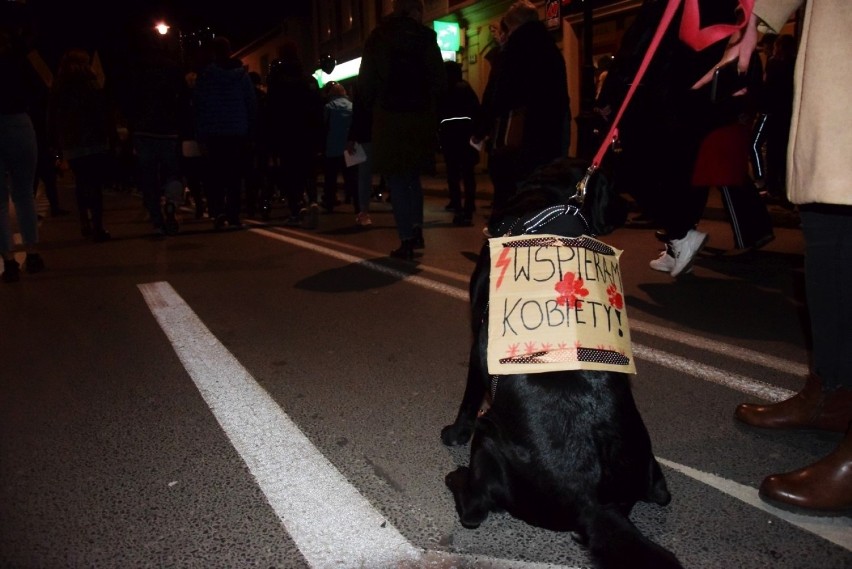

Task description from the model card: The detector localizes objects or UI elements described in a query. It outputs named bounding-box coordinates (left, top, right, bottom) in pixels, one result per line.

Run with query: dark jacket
left=125, top=49, right=186, bottom=138
left=493, top=20, right=570, bottom=169
left=438, top=77, right=481, bottom=164
left=49, top=73, right=114, bottom=160
left=193, top=58, right=257, bottom=140
left=265, top=60, right=323, bottom=157
left=358, top=14, right=446, bottom=175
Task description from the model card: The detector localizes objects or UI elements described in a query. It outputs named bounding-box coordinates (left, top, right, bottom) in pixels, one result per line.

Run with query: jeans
left=0, top=113, right=39, bottom=254
left=800, top=207, right=852, bottom=390
left=385, top=171, right=423, bottom=241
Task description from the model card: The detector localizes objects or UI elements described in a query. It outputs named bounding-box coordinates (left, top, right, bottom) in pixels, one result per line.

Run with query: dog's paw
left=440, top=423, right=472, bottom=446
left=445, top=466, right=469, bottom=491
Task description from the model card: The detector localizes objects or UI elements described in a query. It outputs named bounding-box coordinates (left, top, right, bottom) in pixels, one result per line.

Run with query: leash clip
left=572, top=165, right=596, bottom=205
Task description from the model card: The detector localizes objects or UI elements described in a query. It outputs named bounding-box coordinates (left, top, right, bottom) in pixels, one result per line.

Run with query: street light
left=155, top=22, right=170, bottom=35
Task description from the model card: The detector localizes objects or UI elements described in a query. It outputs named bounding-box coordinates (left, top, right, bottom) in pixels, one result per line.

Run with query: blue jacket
left=323, top=95, right=353, bottom=157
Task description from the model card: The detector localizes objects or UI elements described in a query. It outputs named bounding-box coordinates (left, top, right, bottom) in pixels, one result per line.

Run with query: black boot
left=412, top=226, right=425, bottom=249
left=390, top=239, right=415, bottom=260
left=3, top=258, right=20, bottom=283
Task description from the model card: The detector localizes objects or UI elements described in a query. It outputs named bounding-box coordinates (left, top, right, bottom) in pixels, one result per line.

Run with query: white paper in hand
left=344, top=143, right=367, bottom=167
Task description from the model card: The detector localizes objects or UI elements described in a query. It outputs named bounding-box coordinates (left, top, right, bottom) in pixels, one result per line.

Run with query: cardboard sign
left=487, top=234, right=636, bottom=375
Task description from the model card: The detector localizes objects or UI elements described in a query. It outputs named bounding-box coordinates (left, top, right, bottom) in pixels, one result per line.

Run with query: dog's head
left=495, top=157, right=629, bottom=238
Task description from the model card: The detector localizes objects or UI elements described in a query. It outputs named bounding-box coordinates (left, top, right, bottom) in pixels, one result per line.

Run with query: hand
left=692, top=12, right=760, bottom=90
left=345, top=140, right=357, bottom=154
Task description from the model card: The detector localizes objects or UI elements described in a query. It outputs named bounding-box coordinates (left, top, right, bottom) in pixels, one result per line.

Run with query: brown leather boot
left=735, top=374, right=852, bottom=433
left=759, top=423, right=852, bottom=513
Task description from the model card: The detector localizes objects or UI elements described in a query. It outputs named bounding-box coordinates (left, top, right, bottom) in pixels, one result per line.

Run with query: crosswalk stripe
left=139, top=281, right=577, bottom=568
left=139, top=281, right=420, bottom=568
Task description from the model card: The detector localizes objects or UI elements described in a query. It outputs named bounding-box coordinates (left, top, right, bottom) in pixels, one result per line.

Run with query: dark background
left=18, top=0, right=312, bottom=68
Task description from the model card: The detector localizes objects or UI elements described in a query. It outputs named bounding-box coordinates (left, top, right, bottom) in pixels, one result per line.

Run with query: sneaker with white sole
left=649, top=245, right=693, bottom=274
left=649, top=247, right=676, bottom=272
left=669, top=229, right=708, bottom=277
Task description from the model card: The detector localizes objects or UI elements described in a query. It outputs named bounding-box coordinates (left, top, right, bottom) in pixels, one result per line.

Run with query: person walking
left=49, top=48, right=114, bottom=242
left=357, top=0, right=446, bottom=259
left=347, top=86, right=375, bottom=227
left=0, top=1, right=45, bottom=282
left=438, top=60, right=481, bottom=227
left=125, top=30, right=187, bottom=237
left=695, top=0, right=852, bottom=513
left=320, top=81, right=357, bottom=215
left=193, top=36, right=256, bottom=230
left=265, top=43, right=324, bottom=228
left=485, top=0, right=570, bottom=234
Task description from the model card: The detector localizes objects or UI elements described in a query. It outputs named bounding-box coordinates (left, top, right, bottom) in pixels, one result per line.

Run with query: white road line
left=633, top=344, right=795, bottom=402
left=249, top=226, right=802, bottom=403
left=139, top=281, right=849, bottom=564
left=139, top=280, right=583, bottom=569
left=657, top=458, right=852, bottom=552
left=250, top=227, right=468, bottom=301
left=630, top=319, right=809, bottom=377
left=139, top=281, right=420, bottom=569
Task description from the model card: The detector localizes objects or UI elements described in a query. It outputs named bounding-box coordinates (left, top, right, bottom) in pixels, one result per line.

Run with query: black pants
left=203, top=135, right=248, bottom=223
left=800, top=206, right=852, bottom=390
left=68, top=153, right=108, bottom=231
left=445, top=150, right=477, bottom=217
left=322, top=155, right=357, bottom=211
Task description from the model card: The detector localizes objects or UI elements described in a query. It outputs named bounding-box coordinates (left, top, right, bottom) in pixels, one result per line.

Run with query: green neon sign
left=434, top=21, right=460, bottom=52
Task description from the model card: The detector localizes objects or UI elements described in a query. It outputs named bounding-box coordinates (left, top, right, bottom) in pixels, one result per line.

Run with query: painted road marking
left=140, top=281, right=851, bottom=563
left=139, top=281, right=420, bottom=568
left=658, top=459, right=852, bottom=552
left=250, top=226, right=798, bottom=403
left=140, top=281, right=582, bottom=569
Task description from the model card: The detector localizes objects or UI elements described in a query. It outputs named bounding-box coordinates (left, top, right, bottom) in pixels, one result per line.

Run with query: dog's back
left=442, top=158, right=682, bottom=568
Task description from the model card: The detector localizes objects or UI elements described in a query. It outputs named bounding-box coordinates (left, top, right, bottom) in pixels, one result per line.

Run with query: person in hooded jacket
left=193, top=36, right=257, bottom=230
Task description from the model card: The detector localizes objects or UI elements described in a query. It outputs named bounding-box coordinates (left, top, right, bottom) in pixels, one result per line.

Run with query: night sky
left=22, top=0, right=312, bottom=69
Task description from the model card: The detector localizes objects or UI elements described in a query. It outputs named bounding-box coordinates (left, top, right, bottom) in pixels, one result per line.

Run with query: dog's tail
left=583, top=507, right=684, bottom=569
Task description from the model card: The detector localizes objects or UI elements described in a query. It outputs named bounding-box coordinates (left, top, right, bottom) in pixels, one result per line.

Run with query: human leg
left=223, top=136, right=247, bottom=225
left=457, top=161, right=477, bottom=225
left=134, top=136, right=165, bottom=230
left=737, top=207, right=852, bottom=512
left=355, top=143, right=373, bottom=226
left=444, top=152, right=462, bottom=212
left=202, top=138, right=227, bottom=226
left=386, top=171, right=421, bottom=258
left=4, top=115, right=39, bottom=254
left=322, top=155, right=339, bottom=212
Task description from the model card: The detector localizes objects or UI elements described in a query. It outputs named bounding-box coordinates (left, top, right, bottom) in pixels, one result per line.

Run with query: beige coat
left=754, top=0, right=852, bottom=206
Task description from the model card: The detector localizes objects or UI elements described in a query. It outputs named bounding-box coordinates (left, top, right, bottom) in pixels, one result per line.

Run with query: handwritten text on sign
left=487, top=235, right=636, bottom=375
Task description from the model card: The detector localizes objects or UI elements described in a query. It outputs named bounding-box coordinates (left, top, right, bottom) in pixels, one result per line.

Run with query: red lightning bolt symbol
left=495, top=246, right=511, bottom=290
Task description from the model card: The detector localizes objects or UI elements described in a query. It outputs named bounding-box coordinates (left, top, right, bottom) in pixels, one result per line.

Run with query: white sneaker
left=649, top=245, right=694, bottom=274
left=649, top=248, right=676, bottom=272
left=669, top=229, right=708, bottom=277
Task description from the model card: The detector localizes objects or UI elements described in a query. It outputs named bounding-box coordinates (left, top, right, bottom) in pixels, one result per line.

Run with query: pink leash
left=573, top=0, right=753, bottom=203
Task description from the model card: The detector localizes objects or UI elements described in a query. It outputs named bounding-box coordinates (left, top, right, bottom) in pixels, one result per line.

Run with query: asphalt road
left=2, top=181, right=850, bottom=569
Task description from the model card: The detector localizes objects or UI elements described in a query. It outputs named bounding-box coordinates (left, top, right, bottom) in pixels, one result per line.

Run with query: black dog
left=441, top=158, right=683, bottom=569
